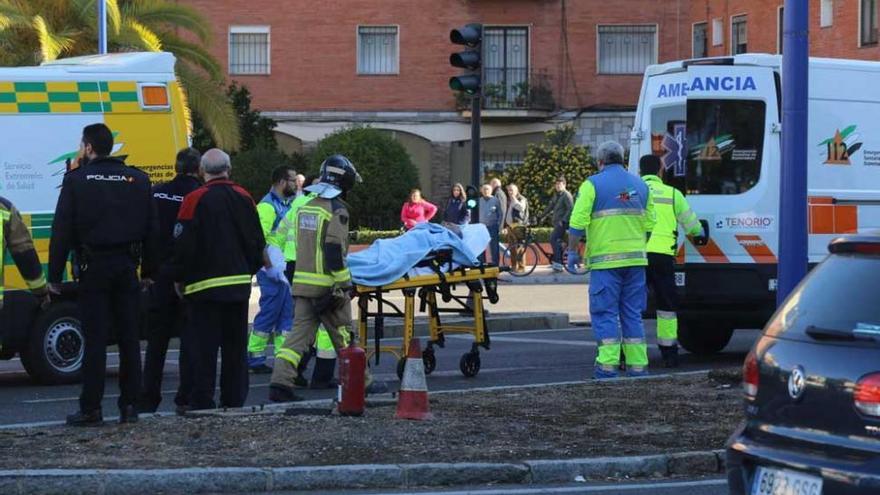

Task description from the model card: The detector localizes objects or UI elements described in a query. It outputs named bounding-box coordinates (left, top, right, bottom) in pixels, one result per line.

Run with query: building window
left=483, top=26, right=529, bottom=106
left=820, top=0, right=834, bottom=28
left=597, top=25, right=657, bottom=75
left=731, top=15, right=748, bottom=54
left=693, top=23, right=708, bottom=58
left=862, top=0, right=878, bottom=46
left=778, top=7, right=784, bottom=54
left=357, top=26, right=399, bottom=75
left=229, top=26, right=270, bottom=75
left=712, top=18, right=723, bottom=46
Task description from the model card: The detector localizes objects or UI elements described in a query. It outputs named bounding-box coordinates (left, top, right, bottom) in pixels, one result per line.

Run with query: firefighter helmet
left=306, top=154, right=362, bottom=199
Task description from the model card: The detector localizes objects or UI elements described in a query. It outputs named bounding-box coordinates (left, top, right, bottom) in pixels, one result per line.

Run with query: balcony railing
left=455, top=68, right=556, bottom=112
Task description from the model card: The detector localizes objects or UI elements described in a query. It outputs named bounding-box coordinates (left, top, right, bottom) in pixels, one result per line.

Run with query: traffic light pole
left=98, top=0, right=108, bottom=54
left=471, top=94, right=481, bottom=194
left=777, top=0, right=808, bottom=304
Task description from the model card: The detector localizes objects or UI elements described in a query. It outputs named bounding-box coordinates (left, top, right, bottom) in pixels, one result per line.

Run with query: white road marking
left=367, top=479, right=726, bottom=494
left=448, top=334, right=596, bottom=347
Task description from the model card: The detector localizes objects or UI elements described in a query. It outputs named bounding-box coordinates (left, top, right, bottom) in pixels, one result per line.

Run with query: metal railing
left=456, top=69, right=556, bottom=111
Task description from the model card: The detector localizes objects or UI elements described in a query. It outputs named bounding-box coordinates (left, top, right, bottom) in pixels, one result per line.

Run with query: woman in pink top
left=400, top=188, right=438, bottom=230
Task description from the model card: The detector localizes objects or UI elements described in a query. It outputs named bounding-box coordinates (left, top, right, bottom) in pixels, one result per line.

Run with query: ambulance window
left=685, top=99, right=764, bottom=195
left=649, top=104, right=687, bottom=193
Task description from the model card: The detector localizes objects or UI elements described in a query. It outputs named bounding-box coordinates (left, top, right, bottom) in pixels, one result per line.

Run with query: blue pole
left=778, top=0, right=809, bottom=305
left=98, top=0, right=107, bottom=54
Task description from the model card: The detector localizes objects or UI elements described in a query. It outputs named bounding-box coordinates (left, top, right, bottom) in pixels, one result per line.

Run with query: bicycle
left=500, top=225, right=588, bottom=277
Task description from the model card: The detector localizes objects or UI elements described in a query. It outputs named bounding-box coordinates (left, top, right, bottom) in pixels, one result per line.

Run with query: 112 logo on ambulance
left=818, top=125, right=862, bottom=165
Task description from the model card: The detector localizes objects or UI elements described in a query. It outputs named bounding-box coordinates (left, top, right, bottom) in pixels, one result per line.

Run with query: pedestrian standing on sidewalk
left=172, top=149, right=266, bottom=410
left=49, top=123, right=158, bottom=426
left=138, top=148, right=202, bottom=414
left=442, top=183, right=470, bottom=227
left=567, top=141, right=655, bottom=379
left=539, top=177, right=574, bottom=272
left=478, top=184, right=502, bottom=264
left=400, top=188, right=438, bottom=230
left=490, top=177, right=508, bottom=228
left=503, top=184, right=529, bottom=272
left=294, top=174, right=306, bottom=198
left=248, top=165, right=297, bottom=375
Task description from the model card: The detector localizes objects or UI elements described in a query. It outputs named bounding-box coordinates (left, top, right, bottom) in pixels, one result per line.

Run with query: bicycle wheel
left=502, top=242, right=538, bottom=277
left=562, top=239, right=589, bottom=275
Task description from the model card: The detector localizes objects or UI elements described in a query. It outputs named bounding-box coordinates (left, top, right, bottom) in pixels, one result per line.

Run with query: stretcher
left=354, top=250, right=500, bottom=379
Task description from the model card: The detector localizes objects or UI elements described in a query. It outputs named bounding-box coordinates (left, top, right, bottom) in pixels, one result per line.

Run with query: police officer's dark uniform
left=138, top=148, right=202, bottom=414
left=172, top=152, right=265, bottom=411
left=49, top=124, right=158, bottom=426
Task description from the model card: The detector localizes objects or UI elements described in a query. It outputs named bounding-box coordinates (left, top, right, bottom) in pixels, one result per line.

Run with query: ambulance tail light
left=140, top=84, right=169, bottom=109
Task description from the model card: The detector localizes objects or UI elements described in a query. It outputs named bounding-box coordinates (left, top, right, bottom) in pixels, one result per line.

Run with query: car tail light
left=743, top=351, right=759, bottom=399
left=854, top=373, right=880, bottom=417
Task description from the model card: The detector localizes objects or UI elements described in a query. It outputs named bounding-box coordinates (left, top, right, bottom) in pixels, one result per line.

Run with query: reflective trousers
left=646, top=253, right=678, bottom=348
left=248, top=270, right=294, bottom=367
left=589, top=266, right=648, bottom=378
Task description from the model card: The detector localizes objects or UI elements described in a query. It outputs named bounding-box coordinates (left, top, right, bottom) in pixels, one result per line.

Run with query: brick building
left=181, top=0, right=691, bottom=200
left=690, top=0, right=880, bottom=60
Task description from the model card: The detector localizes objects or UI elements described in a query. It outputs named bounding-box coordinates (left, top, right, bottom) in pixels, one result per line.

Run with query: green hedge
left=350, top=227, right=554, bottom=245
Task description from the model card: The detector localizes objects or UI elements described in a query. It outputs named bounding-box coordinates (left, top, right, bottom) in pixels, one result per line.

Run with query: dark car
left=726, top=235, right=880, bottom=494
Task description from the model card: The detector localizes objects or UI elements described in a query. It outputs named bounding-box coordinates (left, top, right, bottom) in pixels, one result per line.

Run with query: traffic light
left=465, top=185, right=479, bottom=209
left=449, top=24, right=482, bottom=95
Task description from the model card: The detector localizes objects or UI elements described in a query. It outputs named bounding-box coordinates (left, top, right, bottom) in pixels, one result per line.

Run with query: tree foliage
left=231, top=146, right=307, bottom=201
left=309, top=126, right=420, bottom=230
left=501, top=125, right=596, bottom=225
left=192, top=83, right=278, bottom=153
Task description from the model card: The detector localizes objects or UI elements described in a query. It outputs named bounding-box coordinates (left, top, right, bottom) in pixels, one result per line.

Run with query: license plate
left=751, top=467, right=822, bottom=495
left=675, top=272, right=685, bottom=287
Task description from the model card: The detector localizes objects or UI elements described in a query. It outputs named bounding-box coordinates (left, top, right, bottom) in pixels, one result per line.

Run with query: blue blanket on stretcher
left=349, top=223, right=489, bottom=286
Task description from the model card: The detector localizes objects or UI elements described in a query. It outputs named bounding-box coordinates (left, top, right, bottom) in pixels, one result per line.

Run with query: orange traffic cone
left=395, top=339, right=433, bottom=421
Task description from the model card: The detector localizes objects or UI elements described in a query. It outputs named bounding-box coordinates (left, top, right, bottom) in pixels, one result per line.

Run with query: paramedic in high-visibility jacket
left=248, top=165, right=297, bottom=375
left=268, top=155, right=365, bottom=402
left=567, top=141, right=656, bottom=379
left=0, top=197, right=48, bottom=310
left=639, top=155, right=705, bottom=368
left=172, top=149, right=266, bottom=411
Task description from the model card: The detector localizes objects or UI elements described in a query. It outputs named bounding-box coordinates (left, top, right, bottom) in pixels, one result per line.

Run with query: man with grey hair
left=172, top=148, right=267, bottom=410
left=567, top=140, right=655, bottom=379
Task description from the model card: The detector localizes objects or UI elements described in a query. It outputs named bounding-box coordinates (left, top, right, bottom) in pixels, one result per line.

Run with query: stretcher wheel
left=459, top=352, right=481, bottom=378
left=396, top=358, right=407, bottom=380
left=422, top=348, right=436, bottom=375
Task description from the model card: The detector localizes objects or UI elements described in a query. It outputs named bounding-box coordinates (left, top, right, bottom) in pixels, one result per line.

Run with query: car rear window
left=765, top=253, right=880, bottom=341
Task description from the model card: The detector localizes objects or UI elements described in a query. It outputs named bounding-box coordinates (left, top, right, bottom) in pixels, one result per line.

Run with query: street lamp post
left=777, top=0, right=809, bottom=304
left=98, top=0, right=108, bottom=54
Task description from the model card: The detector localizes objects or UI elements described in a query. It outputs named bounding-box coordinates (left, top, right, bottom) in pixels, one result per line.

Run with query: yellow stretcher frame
left=354, top=264, right=500, bottom=378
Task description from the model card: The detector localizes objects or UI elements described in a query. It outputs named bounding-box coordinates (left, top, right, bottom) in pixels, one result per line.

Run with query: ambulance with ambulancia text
left=629, top=54, right=880, bottom=355
left=0, top=52, right=189, bottom=384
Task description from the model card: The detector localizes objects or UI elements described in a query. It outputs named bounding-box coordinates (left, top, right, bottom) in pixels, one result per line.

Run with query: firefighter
left=0, top=197, right=49, bottom=311
left=248, top=165, right=297, bottom=374
left=268, top=155, right=367, bottom=402
left=138, top=148, right=203, bottom=414
left=171, top=149, right=266, bottom=411
left=49, top=123, right=158, bottom=426
left=275, top=187, right=339, bottom=389
left=639, top=154, right=705, bottom=368
left=567, top=141, right=655, bottom=379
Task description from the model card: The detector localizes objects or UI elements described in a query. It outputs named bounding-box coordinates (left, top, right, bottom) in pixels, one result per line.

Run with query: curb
left=0, top=450, right=726, bottom=494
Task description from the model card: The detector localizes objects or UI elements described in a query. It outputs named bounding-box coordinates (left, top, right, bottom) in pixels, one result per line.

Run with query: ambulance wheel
left=396, top=358, right=407, bottom=380
left=459, top=352, right=480, bottom=378
left=22, top=302, right=84, bottom=385
left=422, top=348, right=436, bottom=375
left=678, top=320, right=734, bottom=355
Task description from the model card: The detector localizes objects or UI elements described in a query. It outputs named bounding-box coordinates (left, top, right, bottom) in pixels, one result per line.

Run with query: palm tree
left=0, top=0, right=239, bottom=150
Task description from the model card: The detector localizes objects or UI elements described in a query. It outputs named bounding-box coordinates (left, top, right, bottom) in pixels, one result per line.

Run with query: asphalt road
left=249, top=478, right=729, bottom=494
left=0, top=321, right=758, bottom=427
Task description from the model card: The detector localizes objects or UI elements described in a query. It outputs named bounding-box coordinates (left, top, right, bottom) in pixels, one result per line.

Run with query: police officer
left=568, top=141, right=655, bottom=379
left=138, top=148, right=203, bottom=414
left=248, top=165, right=296, bottom=374
left=49, top=123, right=158, bottom=426
left=1, top=197, right=49, bottom=311
left=268, top=155, right=364, bottom=402
left=172, top=149, right=266, bottom=410
left=639, top=155, right=705, bottom=368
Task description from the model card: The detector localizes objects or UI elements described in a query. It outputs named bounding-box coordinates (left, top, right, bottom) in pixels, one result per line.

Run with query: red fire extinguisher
left=338, top=344, right=366, bottom=416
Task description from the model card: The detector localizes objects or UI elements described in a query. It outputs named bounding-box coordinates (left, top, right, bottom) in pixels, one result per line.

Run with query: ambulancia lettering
left=657, top=76, right=757, bottom=98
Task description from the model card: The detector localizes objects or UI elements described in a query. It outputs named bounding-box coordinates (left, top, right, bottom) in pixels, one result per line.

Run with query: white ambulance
left=629, top=54, right=880, bottom=354
left=0, top=52, right=190, bottom=383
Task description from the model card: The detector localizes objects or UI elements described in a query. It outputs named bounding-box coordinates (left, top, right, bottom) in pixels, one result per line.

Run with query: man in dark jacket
left=138, top=148, right=202, bottom=414
left=49, top=123, right=158, bottom=426
left=490, top=177, right=508, bottom=228
left=172, top=148, right=266, bottom=410
left=540, top=176, right=574, bottom=272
